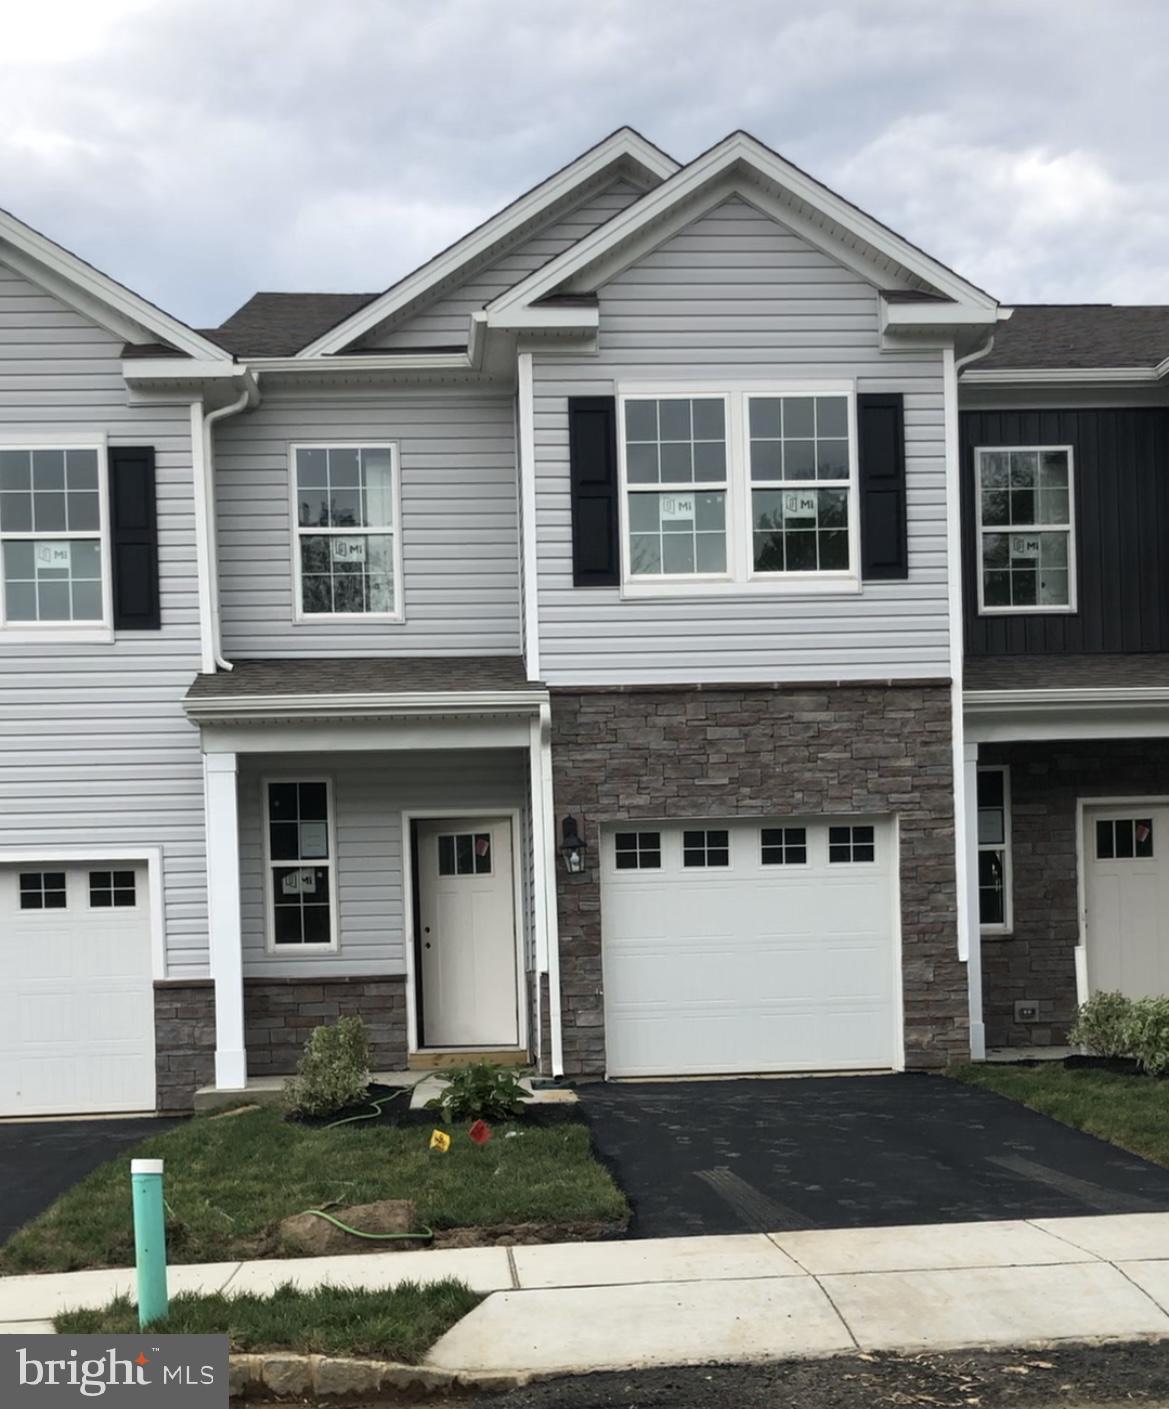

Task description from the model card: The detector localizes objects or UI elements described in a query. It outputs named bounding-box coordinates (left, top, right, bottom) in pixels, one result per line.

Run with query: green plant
left=427, top=1062, right=528, bottom=1122
left=283, top=1016, right=371, bottom=1118
left=1068, top=990, right=1132, bottom=1058
left=1120, top=996, right=1169, bottom=1077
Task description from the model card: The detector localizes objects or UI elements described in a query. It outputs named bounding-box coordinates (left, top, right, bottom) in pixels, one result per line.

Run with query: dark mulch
left=293, top=1084, right=583, bottom=1131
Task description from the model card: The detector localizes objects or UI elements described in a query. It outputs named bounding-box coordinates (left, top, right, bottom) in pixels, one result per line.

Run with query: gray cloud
left=1, top=0, right=1165, bottom=326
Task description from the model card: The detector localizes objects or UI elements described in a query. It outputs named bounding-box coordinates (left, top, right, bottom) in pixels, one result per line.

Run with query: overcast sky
left=2, top=0, right=1166, bottom=329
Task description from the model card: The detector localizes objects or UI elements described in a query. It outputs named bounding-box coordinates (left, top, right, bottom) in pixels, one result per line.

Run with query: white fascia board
left=185, top=689, right=550, bottom=723
left=965, top=686, right=1169, bottom=710
left=486, top=305, right=599, bottom=332
left=1155, top=355, right=1169, bottom=380
left=243, top=352, right=474, bottom=374
left=0, top=210, right=230, bottom=362
left=883, top=301, right=999, bottom=328
left=488, top=132, right=999, bottom=318
left=963, top=366, right=1163, bottom=385
left=122, top=358, right=244, bottom=381
left=298, top=129, right=679, bottom=358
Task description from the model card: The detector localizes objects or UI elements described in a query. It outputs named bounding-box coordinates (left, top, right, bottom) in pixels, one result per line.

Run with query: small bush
left=427, top=1062, right=528, bottom=1122
left=1068, top=991, right=1132, bottom=1058
left=283, top=1016, right=371, bottom=1118
left=1121, top=997, right=1169, bottom=1077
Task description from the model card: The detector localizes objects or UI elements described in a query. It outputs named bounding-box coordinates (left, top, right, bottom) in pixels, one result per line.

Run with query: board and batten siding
left=237, top=749, right=530, bottom=978
left=367, top=178, right=646, bottom=351
left=215, top=388, right=521, bottom=656
left=532, top=197, right=951, bottom=684
left=0, top=262, right=207, bottom=975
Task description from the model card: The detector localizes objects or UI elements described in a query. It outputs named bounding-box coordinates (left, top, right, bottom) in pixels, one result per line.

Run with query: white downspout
left=946, top=326, right=999, bottom=1061
left=202, top=379, right=259, bottom=671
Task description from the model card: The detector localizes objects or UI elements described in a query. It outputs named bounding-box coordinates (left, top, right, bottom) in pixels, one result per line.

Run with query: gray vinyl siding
left=237, top=749, right=528, bottom=978
left=0, top=262, right=207, bottom=975
left=367, top=179, right=645, bottom=351
left=215, top=388, right=521, bottom=656
left=532, top=197, right=951, bottom=684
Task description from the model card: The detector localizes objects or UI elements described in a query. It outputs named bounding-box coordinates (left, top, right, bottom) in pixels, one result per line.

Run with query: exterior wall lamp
left=560, top=814, right=587, bottom=874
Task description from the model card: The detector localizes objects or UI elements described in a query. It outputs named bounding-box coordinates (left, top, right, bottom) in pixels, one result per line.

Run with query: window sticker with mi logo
left=3, top=1335, right=227, bottom=1406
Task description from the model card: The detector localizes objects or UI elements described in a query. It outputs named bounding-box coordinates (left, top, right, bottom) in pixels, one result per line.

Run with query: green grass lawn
left=56, top=1279, right=479, bottom=1362
left=948, top=1063, right=1169, bottom=1166
left=0, top=1106, right=627, bottom=1274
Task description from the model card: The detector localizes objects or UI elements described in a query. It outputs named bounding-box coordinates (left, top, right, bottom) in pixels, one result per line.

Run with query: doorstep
left=985, top=1046, right=1077, bottom=1063
left=192, top=1070, right=426, bottom=1113
left=408, top=1049, right=529, bottom=1071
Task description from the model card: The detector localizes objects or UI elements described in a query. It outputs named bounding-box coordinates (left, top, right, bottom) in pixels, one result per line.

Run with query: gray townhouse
left=0, top=129, right=1165, bottom=1116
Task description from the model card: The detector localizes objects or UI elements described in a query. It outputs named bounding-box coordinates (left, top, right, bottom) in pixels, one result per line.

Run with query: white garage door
left=0, top=863, right=156, bottom=1116
left=601, top=818, right=898, bottom=1077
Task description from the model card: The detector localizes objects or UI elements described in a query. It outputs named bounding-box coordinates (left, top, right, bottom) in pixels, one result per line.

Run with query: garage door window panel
left=761, top=827, right=807, bottom=865
left=88, top=870, right=137, bottom=908
left=828, top=825, right=876, bottom=863
left=266, top=779, right=337, bottom=949
left=682, top=829, right=730, bottom=867
left=614, top=831, right=661, bottom=870
left=18, top=871, right=67, bottom=910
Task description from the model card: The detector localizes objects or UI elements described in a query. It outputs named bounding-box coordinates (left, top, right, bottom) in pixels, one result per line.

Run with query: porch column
left=529, top=702, right=563, bottom=1076
left=963, top=741, right=986, bottom=1059
left=204, top=752, right=246, bottom=1088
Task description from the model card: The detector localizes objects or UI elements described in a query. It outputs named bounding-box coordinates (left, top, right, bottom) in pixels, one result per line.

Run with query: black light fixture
left=560, top=814, right=587, bottom=874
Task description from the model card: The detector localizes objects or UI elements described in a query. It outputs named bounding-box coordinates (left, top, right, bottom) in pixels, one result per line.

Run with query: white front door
left=416, top=817, right=519, bottom=1047
left=0, top=863, right=155, bottom=1116
left=1084, top=805, right=1169, bottom=998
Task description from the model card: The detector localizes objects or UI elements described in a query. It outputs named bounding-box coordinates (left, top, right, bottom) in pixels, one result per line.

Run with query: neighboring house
left=0, top=129, right=1164, bottom=1116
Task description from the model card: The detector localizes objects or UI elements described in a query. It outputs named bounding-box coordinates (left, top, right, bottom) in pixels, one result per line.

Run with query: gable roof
left=0, top=205, right=230, bottom=361
left=200, top=292, right=380, bottom=357
left=486, top=130, right=999, bottom=322
left=975, top=305, right=1169, bottom=371
left=296, top=126, right=679, bottom=358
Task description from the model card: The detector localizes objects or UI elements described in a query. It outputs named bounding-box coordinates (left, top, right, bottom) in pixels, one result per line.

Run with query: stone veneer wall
left=153, top=975, right=409, bottom=1110
left=549, top=683, right=967, bottom=1076
left=979, top=738, right=1169, bottom=1048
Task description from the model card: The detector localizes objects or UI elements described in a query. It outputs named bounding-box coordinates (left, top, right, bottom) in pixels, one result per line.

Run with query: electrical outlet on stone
left=1014, top=1000, right=1039, bottom=1023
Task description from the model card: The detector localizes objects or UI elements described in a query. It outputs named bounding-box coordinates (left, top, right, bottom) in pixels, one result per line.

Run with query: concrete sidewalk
left=1, top=1213, right=1167, bottom=1375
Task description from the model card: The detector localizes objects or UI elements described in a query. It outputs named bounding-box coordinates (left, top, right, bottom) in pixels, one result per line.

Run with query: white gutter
left=202, top=379, right=260, bottom=671
left=963, top=366, right=1164, bottom=385
left=184, top=689, right=550, bottom=723
left=965, top=686, right=1169, bottom=711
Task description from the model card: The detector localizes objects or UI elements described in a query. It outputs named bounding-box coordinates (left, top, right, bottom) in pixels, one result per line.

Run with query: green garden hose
left=323, top=1089, right=406, bottom=1129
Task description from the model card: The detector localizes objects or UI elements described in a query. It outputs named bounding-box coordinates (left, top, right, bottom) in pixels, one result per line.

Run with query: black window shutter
left=858, top=392, right=908, bottom=580
left=568, top=396, right=619, bottom=586
left=109, top=445, right=160, bottom=629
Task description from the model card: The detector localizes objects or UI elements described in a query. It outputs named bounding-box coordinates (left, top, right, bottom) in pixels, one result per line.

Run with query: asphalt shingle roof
left=198, top=292, right=380, bottom=357
left=185, top=655, right=536, bottom=699
left=979, top=305, right=1169, bottom=371
left=965, top=654, right=1169, bottom=691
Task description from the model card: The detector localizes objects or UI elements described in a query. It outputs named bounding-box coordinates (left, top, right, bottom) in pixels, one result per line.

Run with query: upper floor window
left=0, top=445, right=109, bottom=634
left=619, top=385, right=857, bottom=595
left=975, top=447, right=1075, bottom=614
left=292, top=444, right=402, bottom=621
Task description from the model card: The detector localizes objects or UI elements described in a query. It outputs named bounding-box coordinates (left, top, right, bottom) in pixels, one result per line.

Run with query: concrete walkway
left=1, top=1213, right=1166, bottom=1375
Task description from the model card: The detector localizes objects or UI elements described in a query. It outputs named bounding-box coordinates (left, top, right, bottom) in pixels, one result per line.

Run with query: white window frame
left=262, top=775, right=340, bottom=954
left=616, top=381, right=861, bottom=599
left=0, top=434, right=113, bottom=643
left=977, top=764, right=1013, bottom=936
left=289, top=441, right=404, bottom=625
left=974, top=445, right=1077, bottom=616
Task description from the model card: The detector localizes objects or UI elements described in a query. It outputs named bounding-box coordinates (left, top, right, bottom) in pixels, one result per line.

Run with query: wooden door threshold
left=409, top=1048, right=529, bottom=1070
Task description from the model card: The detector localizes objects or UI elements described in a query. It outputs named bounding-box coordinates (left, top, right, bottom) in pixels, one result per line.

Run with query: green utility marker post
left=130, top=1157, right=168, bottom=1329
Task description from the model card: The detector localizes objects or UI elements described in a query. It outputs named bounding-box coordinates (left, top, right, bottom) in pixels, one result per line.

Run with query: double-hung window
left=0, top=443, right=109, bottom=635
left=975, top=447, right=1075, bottom=612
left=619, top=385, right=858, bottom=592
left=977, top=766, right=1012, bottom=933
left=292, top=444, right=402, bottom=620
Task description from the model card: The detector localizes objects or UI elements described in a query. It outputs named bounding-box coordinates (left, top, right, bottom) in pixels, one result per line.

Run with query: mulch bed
left=291, top=1084, right=585, bottom=1130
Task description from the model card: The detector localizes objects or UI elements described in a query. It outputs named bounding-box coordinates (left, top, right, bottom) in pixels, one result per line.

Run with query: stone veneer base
left=549, top=682, right=969, bottom=1077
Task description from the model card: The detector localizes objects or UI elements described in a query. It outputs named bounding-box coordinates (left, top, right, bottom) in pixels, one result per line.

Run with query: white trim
left=402, top=807, right=528, bottom=1055
left=974, top=445, right=1077, bottom=615
left=0, top=434, right=114, bottom=642
left=882, top=299, right=1002, bottom=329
left=186, top=688, right=549, bottom=724
left=536, top=702, right=563, bottom=1075
left=1073, top=794, right=1169, bottom=1008
left=121, top=358, right=241, bottom=382
left=967, top=686, right=1169, bottom=709
left=0, top=208, right=230, bottom=362
left=977, top=762, right=1013, bottom=936
left=0, top=844, right=166, bottom=981
left=204, top=752, right=246, bottom=1089
left=189, top=402, right=217, bottom=673
left=615, top=380, right=861, bottom=598
left=288, top=442, right=404, bottom=625
left=249, top=352, right=475, bottom=375
left=517, top=352, right=541, bottom=681
left=890, top=813, right=906, bottom=1072
left=261, top=775, right=340, bottom=955
left=299, top=129, right=678, bottom=357
left=487, top=132, right=997, bottom=319
left=201, top=717, right=534, bottom=756
left=964, top=366, right=1167, bottom=386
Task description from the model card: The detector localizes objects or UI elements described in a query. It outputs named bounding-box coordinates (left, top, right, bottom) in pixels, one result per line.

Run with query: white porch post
left=529, top=703, right=563, bottom=1076
left=964, top=741, right=986, bottom=1060
left=204, top=751, right=246, bottom=1088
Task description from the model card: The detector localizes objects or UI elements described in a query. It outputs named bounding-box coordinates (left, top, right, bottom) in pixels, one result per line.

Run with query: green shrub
left=427, top=1062, right=528, bottom=1122
left=1121, top=997, right=1169, bottom=1077
left=283, top=1016, right=371, bottom=1118
left=1068, top=991, right=1132, bottom=1058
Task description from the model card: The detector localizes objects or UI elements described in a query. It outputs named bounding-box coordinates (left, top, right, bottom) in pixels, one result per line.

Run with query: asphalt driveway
left=0, top=1116, right=181, bottom=1244
left=580, top=1073, right=1169, bottom=1238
